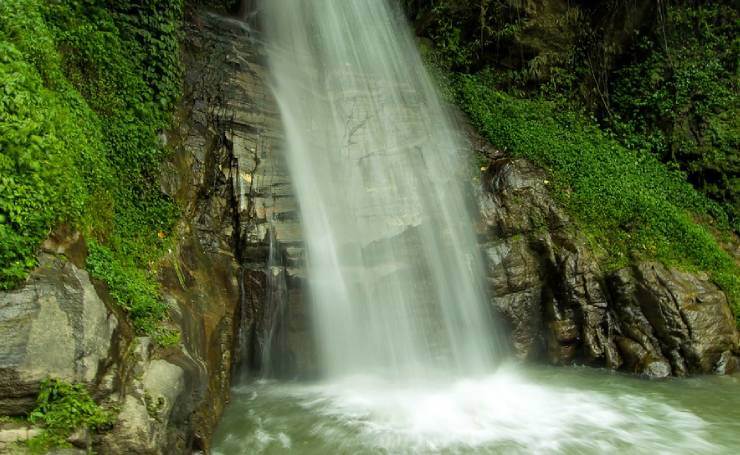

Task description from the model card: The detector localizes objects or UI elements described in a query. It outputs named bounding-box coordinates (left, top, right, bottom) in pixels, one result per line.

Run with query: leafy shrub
left=411, top=1, right=739, bottom=230
left=87, top=241, right=179, bottom=345
left=0, top=2, right=111, bottom=288
left=190, top=0, right=241, bottom=13
left=609, top=3, right=739, bottom=230
left=26, top=378, right=114, bottom=452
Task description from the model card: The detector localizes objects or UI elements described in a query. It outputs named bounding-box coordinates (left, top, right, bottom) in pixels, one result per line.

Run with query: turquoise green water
left=213, top=364, right=740, bottom=454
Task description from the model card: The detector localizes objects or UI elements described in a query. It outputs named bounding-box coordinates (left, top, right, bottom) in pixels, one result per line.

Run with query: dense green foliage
left=26, top=378, right=114, bottom=452
left=408, top=0, right=739, bottom=322
left=0, top=2, right=106, bottom=286
left=408, top=0, right=738, bottom=229
left=609, top=4, right=739, bottom=230
left=193, top=0, right=241, bottom=13
left=87, top=241, right=179, bottom=345
left=0, top=0, right=182, bottom=342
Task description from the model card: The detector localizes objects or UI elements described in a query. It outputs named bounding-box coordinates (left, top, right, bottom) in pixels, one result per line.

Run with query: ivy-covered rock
left=0, top=0, right=181, bottom=340
left=459, top=80, right=739, bottom=324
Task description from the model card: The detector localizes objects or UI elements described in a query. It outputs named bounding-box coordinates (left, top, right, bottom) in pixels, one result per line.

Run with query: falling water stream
left=214, top=1, right=740, bottom=453
left=260, top=0, right=500, bottom=380
left=261, top=223, right=289, bottom=378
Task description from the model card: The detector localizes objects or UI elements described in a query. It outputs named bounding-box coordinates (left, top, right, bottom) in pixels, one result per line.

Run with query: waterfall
left=213, top=6, right=728, bottom=454
left=261, top=222, right=289, bottom=377
left=262, top=0, right=500, bottom=380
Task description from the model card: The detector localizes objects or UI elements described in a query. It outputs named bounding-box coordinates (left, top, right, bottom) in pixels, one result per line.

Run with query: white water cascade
left=262, top=0, right=499, bottom=380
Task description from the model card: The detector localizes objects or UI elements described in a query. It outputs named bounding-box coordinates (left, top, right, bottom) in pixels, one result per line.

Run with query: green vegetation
left=87, top=241, right=179, bottom=345
left=26, top=378, right=115, bottom=453
left=0, top=0, right=182, bottom=343
left=458, top=77, right=738, bottom=321
left=609, top=4, right=739, bottom=231
left=408, top=0, right=738, bottom=230
left=194, top=0, right=241, bottom=13
left=407, top=0, right=739, bottom=323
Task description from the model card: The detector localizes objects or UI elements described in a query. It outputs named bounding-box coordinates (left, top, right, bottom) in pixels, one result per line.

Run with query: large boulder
left=479, top=158, right=620, bottom=369
left=612, top=263, right=738, bottom=375
left=0, top=254, right=118, bottom=415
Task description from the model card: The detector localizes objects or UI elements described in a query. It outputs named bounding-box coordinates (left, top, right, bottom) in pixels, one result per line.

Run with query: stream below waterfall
left=213, top=365, right=740, bottom=454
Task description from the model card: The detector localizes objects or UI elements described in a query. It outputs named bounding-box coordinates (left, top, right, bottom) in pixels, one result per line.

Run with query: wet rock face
left=0, top=255, right=118, bottom=415
left=147, top=10, right=314, bottom=451
left=170, top=10, right=313, bottom=384
left=479, top=158, right=740, bottom=377
left=612, top=263, right=738, bottom=375
left=479, top=158, right=618, bottom=367
left=154, top=4, right=325, bottom=445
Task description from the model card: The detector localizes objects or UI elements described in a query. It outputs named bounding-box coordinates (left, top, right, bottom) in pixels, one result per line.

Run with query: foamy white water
left=296, top=374, right=713, bottom=453
left=214, top=364, right=739, bottom=454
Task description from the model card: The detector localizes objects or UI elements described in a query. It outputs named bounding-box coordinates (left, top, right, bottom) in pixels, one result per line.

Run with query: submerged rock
left=479, top=158, right=740, bottom=377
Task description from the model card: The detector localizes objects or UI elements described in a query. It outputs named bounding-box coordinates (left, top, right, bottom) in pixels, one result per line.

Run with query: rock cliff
left=478, top=157, right=739, bottom=377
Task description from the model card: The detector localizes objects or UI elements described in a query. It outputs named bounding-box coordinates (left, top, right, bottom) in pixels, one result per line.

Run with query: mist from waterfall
left=262, top=0, right=500, bottom=380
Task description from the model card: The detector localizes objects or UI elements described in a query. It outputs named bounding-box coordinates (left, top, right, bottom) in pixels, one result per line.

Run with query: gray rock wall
left=170, top=11, right=314, bottom=382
